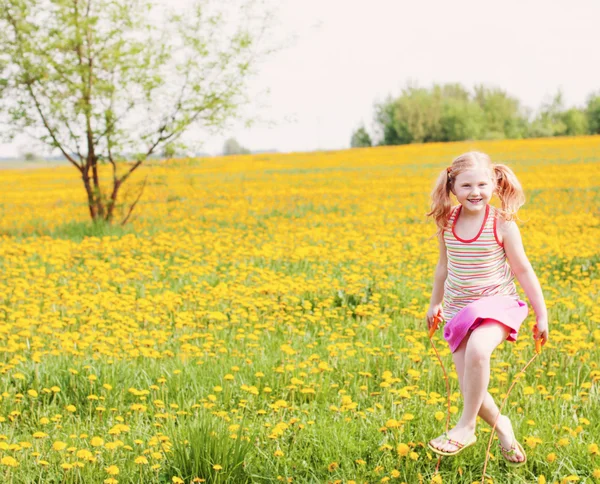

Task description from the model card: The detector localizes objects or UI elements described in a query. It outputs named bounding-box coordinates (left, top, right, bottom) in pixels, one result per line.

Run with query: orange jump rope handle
left=429, top=311, right=443, bottom=338
left=534, top=326, right=543, bottom=354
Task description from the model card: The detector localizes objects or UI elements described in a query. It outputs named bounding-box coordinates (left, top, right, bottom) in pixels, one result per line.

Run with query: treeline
left=351, top=84, right=600, bottom=147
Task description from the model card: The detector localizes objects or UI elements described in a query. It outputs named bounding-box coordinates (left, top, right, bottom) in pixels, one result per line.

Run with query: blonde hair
left=427, top=151, right=525, bottom=234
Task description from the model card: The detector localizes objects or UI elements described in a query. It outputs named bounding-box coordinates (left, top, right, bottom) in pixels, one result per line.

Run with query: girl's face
left=451, top=166, right=494, bottom=214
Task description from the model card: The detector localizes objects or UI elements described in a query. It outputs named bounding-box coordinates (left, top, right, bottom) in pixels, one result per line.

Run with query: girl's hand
left=533, top=316, right=549, bottom=348
left=426, top=304, right=443, bottom=335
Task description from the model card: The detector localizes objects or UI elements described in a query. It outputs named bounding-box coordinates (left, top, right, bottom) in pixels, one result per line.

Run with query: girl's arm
left=500, top=220, right=549, bottom=345
left=427, top=234, right=448, bottom=330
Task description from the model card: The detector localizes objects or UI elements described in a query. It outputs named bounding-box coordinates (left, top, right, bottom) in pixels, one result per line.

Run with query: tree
left=373, top=96, right=406, bottom=146
left=222, top=137, right=250, bottom=155
left=0, top=0, right=275, bottom=223
left=586, top=93, right=600, bottom=134
left=473, top=85, right=528, bottom=139
left=350, top=124, right=372, bottom=147
left=560, top=108, right=588, bottom=136
left=439, top=97, right=485, bottom=142
left=392, top=86, right=443, bottom=143
left=528, top=90, right=567, bottom=138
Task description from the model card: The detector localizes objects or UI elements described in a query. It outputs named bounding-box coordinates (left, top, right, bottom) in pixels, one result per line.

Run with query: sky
left=2, top=0, right=599, bottom=157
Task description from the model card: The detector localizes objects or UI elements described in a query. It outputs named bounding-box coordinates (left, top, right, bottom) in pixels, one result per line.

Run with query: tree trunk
left=105, top=179, right=121, bottom=222
left=82, top=171, right=98, bottom=220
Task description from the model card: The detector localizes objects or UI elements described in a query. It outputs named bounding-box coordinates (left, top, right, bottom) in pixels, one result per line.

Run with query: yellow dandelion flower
left=135, top=456, right=148, bottom=465
left=105, top=465, right=119, bottom=475
left=52, top=441, right=68, bottom=451
left=91, top=437, right=104, bottom=447
left=397, top=443, right=409, bottom=456
left=1, top=456, right=19, bottom=467
left=213, top=464, right=223, bottom=471
left=385, top=418, right=401, bottom=428
left=76, top=449, right=93, bottom=460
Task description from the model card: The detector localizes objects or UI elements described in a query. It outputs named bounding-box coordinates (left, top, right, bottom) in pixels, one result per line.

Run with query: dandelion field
left=0, top=137, right=599, bottom=484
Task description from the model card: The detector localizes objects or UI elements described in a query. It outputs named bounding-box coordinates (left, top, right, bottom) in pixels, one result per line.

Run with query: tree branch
left=120, top=175, right=148, bottom=226
left=25, top=81, right=83, bottom=172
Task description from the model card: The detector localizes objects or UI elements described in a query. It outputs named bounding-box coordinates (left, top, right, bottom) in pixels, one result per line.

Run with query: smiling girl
left=425, top=151, right=549, bottom=466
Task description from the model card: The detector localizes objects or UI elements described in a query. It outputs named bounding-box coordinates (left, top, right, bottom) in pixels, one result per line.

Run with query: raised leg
left=428, top=320, right=525, bottom=461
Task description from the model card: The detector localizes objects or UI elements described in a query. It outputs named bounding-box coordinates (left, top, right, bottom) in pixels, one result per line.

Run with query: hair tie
left=446, top=167, right=452, bottom=175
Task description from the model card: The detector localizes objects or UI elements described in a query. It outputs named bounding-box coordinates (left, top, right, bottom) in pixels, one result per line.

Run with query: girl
left=425, top=151, right=549, bottom=466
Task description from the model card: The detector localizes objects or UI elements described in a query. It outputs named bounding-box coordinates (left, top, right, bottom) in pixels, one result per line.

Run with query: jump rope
left=427, top=311, right=543, bottom=483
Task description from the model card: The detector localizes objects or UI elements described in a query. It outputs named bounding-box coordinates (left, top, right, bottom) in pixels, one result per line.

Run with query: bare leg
left=428, top=320, right=524, bottom=461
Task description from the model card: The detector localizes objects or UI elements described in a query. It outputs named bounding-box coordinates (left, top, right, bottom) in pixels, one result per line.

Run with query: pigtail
left=493, top=164, right=525, bottom=221
left=427, top=167, right=453, bottom=234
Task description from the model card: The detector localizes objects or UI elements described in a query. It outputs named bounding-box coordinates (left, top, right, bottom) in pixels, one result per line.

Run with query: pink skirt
left=443, top=296, right=529, bottom=353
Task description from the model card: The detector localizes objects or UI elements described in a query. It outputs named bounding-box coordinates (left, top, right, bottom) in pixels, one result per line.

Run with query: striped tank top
left=443, top=204, right=519, bottom=322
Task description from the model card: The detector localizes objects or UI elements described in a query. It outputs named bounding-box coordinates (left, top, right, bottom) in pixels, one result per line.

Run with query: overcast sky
left=2, top=0, right=599, bottom=157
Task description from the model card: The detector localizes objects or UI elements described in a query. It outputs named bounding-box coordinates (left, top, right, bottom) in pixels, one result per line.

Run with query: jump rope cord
left=427, top=312, right=543, bottom=482
left=428, top=312, right=450, bottom=474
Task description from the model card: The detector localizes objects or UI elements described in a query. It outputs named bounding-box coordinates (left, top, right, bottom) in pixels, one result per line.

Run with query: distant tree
left=392, top=86, right=443, bottom=143
left=528, top=90, right=568, bottom=138
left=0, top=0, right=276, bottom=223
left=23, top=152, right=40, bottom=162
left=439, top=97, right=485, bottom=142
left=373, top=96, right=406, bottom=145
left=162, top=143, right=178, bottom=160
left=586, top=93, right=600, bottom=134
left=223, top=138, right=250, bottom=155
left=350, top=124, right=372, bottom=147
left=473, top=86, right=528, bottom=139
left=560, top=108, right=588, bottom=136
left=17, top=145, right=40, bottom=162
left=438, top=83, right=470, bottom=102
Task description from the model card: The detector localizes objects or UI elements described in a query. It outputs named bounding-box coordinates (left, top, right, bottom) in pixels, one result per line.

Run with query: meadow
left=0, top=136, right=599, bottom=484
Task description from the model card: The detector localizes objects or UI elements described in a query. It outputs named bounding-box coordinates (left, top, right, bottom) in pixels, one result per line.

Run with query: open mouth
left=468, top=198, right=482, bottom=203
